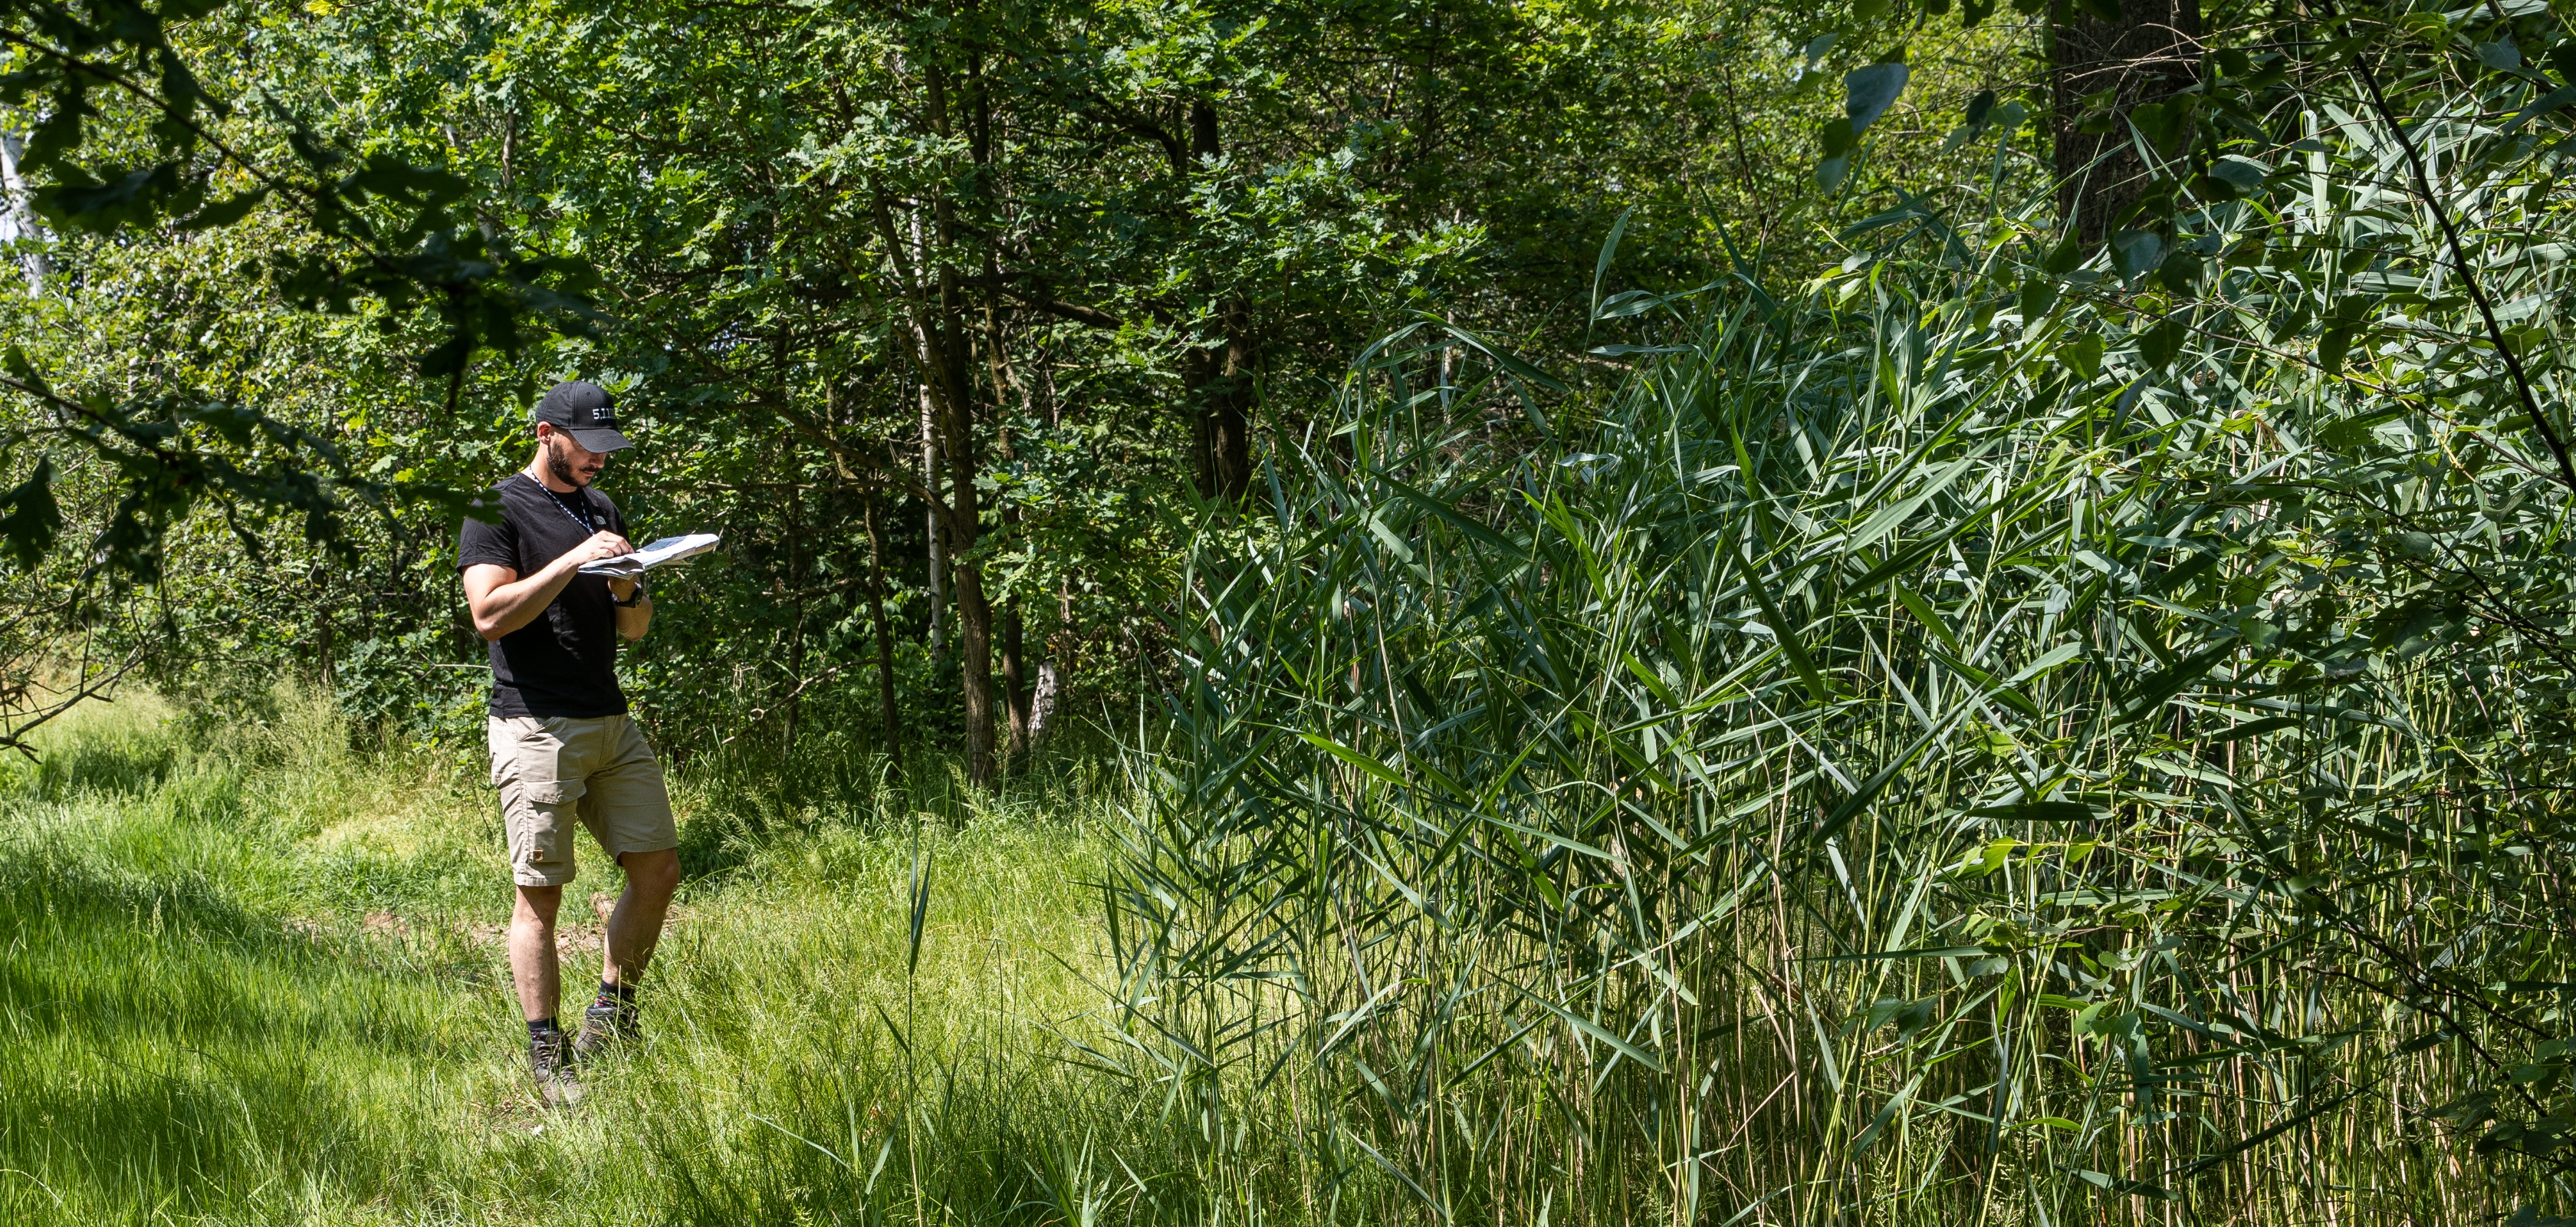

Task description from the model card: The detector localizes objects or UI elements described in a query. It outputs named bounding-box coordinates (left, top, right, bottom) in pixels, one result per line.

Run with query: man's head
left=531, top=380, right=632, bottom=489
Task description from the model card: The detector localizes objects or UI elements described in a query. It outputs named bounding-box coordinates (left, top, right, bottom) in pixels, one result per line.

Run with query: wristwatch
left=612, top=584, right=648, bottom=608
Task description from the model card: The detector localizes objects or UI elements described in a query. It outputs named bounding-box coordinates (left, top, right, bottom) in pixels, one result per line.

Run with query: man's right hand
left=468, top=531, right=641, bottom=643
left=566, top=531, right=636, bottom=569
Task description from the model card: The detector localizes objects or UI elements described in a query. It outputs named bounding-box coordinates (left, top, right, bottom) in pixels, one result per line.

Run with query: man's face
left=540, top=426, right=608, bottom=488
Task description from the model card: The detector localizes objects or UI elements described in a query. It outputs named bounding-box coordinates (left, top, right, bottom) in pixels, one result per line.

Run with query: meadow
left=0, top=694, right=1178, bottom=1226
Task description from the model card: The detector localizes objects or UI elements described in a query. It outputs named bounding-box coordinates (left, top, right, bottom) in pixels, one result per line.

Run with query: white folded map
left=578, top=533, right=721, bottom=577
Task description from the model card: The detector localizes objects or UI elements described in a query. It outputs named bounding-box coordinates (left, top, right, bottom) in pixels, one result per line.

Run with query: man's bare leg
left=510, top=883, right=564, bottom=1020
left=512, top=883, right=582, bottom=1102
left=602, top=848, right=681, bottom=987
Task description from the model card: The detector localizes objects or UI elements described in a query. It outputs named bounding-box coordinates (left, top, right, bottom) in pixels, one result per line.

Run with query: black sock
left=596, top=981, right=636, bottom=1011
left=527, top=1016, right=561, bottom=1040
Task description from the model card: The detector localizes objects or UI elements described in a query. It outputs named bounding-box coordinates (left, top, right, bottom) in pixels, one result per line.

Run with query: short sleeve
left=458, top=510, right=520, bottom=573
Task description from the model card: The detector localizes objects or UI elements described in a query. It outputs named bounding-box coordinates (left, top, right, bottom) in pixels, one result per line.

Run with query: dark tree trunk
left=1184, top=97, right=1256, bottom=502
left=911, top=47, right=1000, bottom=787
left=861, top=492, right=902, bottom=770
left=1002, top=596, right=1030, bottom=773
left=2051, top=0, right=2202, bottom=245
left=952, top=559, right=997, bottom=782
left=939, top=334, right=994, bottom=784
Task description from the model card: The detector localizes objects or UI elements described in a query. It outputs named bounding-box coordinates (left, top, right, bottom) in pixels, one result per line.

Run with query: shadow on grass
left=24, top=733, right=180, bottom=801
left=0, top=833, right=493, bottom=1222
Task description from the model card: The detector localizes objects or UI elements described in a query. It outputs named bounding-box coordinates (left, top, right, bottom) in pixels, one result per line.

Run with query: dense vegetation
left=5, top=0, right=2576, bottom=1221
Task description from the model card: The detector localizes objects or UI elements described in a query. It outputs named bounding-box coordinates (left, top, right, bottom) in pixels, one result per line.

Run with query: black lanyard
left=534, top=477, right=596, bottom=534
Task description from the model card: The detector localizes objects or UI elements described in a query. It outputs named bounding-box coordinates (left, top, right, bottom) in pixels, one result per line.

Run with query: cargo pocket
left=504, top=775, right=583, bottom=885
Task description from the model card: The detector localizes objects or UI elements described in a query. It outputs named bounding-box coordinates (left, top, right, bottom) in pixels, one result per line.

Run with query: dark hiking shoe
left=572, top=998, right=639, bottom=1059
left=531, top=1032, right=583, bottom=1105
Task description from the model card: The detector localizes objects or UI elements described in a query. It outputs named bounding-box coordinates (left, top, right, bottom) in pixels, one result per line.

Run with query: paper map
left=578, top=533, right=722, bottom=577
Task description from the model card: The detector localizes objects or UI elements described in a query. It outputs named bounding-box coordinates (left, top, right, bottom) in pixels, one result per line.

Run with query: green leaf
left=1844, top=63, right=1910, bottom=137
left=2503, top=83, right=2576, bottom=134
left=2210, top=715, right=2300, bottom=741
left=2157, top=251, right=2202, bottom=294
left=2064, top=333, right=2104, bottom=380
left=2138, top=315, right=2186, bottom=369
left=2318, top=327, right=2354, bottom=376
left=0, top=458, right=61, bottom=570
left=177, top=187, right=271, bottom=232
left=1590, top=207, right=1632, bottom=322
left=2210, top=156, right=2269, bottom=193
left=2111, top=230, right=2165, bottom=284
left=1296, top=732, right=1410, bottom=788
left=1813, top=946, right=1987, bottom=962
left=2019, top=277, right=2058, bottom=322
left=2043, top=228, right=2083, bottom=275
left=1892, top=583, right=1963, bottom=653
left=2129, top=99, right=2196, bottom=153
left=1819, top=117, right=1856, bottom=157
left=1739, top=544, right=1832, bottom=706
left=1962, top=89, right=1995, bottom=130
left=2119, top=641, right=2239, bottom=722
left=345, top=156, right=471, bottom=206
left=35, top=163, right=186, bottom=233
left=2320, top=404, right=2406, bottom=448
left=0, top=345, right=54, bottom=402
left=1969, top=801, right=2101, bottom=822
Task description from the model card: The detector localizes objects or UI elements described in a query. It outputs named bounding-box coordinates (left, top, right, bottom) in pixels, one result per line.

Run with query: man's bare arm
left=464, top=530, right=635, bottom=641
left=613, top=581, right=652, bottom=642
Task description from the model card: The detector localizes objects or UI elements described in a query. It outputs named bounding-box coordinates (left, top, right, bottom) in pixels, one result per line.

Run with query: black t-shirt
left=455, top=473, right=632, bottom=718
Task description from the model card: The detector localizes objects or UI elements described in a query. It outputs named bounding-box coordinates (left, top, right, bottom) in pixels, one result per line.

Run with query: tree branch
left=2352, top=52, right=2576, bottom=493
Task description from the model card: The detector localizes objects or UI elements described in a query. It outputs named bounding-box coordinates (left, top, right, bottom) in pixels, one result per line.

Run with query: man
left=458, top=379, right=679, bottom=1104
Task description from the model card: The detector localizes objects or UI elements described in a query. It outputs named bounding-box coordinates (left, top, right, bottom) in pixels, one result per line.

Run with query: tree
left=2050, top=0, right=2201, bottom=244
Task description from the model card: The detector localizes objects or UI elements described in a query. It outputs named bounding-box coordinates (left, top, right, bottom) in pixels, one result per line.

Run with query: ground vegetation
left=2, top=0, right=2575, bottom=1221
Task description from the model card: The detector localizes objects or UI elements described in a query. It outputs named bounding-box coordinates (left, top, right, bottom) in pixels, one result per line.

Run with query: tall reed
left=1109, top=167, right=2576, bottom=1222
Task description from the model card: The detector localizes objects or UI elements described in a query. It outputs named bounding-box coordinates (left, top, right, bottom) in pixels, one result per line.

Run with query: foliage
left=1112, top=7, right=2576, bottom=1219
left=0, top=0, right=1996, bottom=768
left=4, top=0, right=2576, bottom=1220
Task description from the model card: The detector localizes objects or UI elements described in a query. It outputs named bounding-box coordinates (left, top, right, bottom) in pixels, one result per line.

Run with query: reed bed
left=1112, top=195, right=2576, bottom=1222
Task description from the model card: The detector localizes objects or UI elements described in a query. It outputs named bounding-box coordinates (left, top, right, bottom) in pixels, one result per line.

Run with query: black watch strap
left=613, top=584, right=647, bottom=607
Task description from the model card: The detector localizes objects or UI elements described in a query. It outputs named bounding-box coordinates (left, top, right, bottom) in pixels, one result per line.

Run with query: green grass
left=0, top=692, right=1165, bottom=1226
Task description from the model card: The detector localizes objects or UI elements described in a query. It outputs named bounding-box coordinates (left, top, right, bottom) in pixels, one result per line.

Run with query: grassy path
left=0, top=698, right=1134, bottom=1225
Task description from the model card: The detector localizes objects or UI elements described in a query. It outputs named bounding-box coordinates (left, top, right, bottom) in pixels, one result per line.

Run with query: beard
left=544, top=439, right=590, bottom=488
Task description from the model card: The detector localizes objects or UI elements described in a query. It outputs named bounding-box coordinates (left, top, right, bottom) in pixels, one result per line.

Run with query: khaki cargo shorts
left=488, top=714, right=677, bottom=887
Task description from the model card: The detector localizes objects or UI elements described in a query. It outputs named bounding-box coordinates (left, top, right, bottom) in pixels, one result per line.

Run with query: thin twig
left=2350, top=52, right=2576, bottom=492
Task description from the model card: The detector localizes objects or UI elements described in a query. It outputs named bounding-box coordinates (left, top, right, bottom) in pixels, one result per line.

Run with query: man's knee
left=515, top=883, right=564, bottom=924
left=619, top=847, right=682, bottom=896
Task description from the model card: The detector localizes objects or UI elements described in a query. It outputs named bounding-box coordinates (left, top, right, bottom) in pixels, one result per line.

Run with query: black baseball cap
left=532, top=380, right=633, bottom=452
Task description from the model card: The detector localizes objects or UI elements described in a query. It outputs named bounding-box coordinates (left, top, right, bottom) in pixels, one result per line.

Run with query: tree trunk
left=2051, top=0, right=2202, bottom=245
left=1028, top=577, right=1068, bottom=745
left=1184, top=97, right=1256, bottom=502
left=919, top=325, right=947, bottom=661
left=1002, top=596, right=1030, bottom=773
left=862, top=492, right=903, bottom=770
left=952, top=559, right=997, bottom=783
left=0, top=132, right=52, bottom=292
left=783, top=505, right=806, bottom=755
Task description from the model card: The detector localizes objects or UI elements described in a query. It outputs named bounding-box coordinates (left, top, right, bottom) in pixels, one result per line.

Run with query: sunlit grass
left=0, top=692, right=1145, bottom=1225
